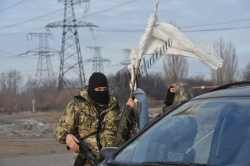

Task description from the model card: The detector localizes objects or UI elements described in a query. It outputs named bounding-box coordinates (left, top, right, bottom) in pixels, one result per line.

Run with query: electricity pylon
left=85, top=46, right=111, bottom=73
left=46, top=0, right=98, bottom=90
left=120, top=49, right=131, bottom=69
left=18, top=33, right=60, bottom=87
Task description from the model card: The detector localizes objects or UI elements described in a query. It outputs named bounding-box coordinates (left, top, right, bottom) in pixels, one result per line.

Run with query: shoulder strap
left=75, top=95, right=87, bottom=101
left=96, top=112, right=106, bottom=151
left=81, top=111, right=106, bottom=140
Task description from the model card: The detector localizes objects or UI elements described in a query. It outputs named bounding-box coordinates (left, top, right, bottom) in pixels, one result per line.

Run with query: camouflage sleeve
left=114, top=106, right=128, bottom=147
left=131, top=105, right=139, bottom=124
left=117, top=105, right=139, bottom=143
left=54, top=101, right=79, bottom=144
left=129, top=106, right=139, bottom=137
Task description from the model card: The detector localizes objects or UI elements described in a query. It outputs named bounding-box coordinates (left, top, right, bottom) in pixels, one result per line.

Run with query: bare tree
left=19, top=77, right=76, bottom=111
left=0, top=69, right=22, bottom=94
left=242, top=62, right=250, bottom=80
left=185, top=75, right=213, bottom=96
left=138, top=72, right=166, bottom=100
left=163, top=55, right=188, bottom=87
left=211, top=38, right=238, bottom=85
left=186, top=75, right=212, bottom=86
left=0, top=69, right=23, bottom=111
left=162, top=22, right=188, bottom=88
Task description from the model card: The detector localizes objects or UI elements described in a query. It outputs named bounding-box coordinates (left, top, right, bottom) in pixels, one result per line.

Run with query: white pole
left=32, top=99, right=36, bottom=113
left=127, top=48, right=137, bottom=91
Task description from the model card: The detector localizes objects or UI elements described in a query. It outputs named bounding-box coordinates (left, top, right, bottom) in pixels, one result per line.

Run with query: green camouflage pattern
left=114, top=105, right=139, bottom=147
left=54, top=86, right=138, bottom=163
left=163, top=82, right=194, bottom=113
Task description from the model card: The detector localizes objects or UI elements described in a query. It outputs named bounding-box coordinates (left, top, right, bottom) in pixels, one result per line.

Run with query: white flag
left=139, top=3, right=223, bottom=70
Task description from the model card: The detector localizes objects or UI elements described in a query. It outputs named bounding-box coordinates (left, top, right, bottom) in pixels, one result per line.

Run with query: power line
left=0, top=58, right=37, bottom=66
left=0, top=27, right=45, bottom=37
left=0, top=49, right=39, bottom=60
left=0, top=8, right=63, bottom=30
left=0, top=49, right=15, bottom=56
left=0, top=0, right=27, bottom=13
left=78, top=0, right=141, bottom=19
left=97, top=27, right=143, bottom=33
left=0, top=0, right=139, bottom=31
left=82, top=26, right=250, bottom=32
left=182, top=26, right=250, bottom=32
left=2, top=24, right=250, bottom=37
left=182, top=18, right=250, bottom=28
left=0, top=0, right=248, bottom=36
left=0, top=0, right=249, bottom=33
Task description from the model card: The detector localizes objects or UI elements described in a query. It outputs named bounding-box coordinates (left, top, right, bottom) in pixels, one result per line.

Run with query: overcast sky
left=0, top=0, right=249, bottom=84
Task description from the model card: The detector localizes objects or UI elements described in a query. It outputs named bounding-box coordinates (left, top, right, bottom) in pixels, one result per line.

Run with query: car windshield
left=113, top=97, right=250, bottom=166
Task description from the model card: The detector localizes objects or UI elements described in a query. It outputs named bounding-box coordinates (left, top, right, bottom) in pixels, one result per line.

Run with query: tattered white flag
left=139, top=3, right=223, bottom=70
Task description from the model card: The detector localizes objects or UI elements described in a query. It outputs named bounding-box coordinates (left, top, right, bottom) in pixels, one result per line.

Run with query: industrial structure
left=18, top=32, right=59, bottom=87
left=85, top=46, right=111, bottom=73
left=46, top=0, right=98, bottom=90
left=120, top=49, right=131, bottom=69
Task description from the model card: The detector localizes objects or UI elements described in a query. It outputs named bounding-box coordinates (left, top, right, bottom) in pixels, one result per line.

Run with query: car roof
left=193, top=85, right=250, bottom=100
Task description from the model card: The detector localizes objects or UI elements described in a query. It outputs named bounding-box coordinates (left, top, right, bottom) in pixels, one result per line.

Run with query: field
left=0, top=111, right=72, bottom=159
left=0, top=106, right=163, bottom=159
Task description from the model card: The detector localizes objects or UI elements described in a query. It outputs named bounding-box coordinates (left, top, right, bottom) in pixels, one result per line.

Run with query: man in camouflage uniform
left=148, top=82, right=194, bottom=124
left=163, top=82, right=194, bottom=113
left=54, top=72, right=137, bottom=166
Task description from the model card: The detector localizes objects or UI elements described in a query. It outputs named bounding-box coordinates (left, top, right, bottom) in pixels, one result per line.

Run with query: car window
left=113, top=97, right=250, bottom=165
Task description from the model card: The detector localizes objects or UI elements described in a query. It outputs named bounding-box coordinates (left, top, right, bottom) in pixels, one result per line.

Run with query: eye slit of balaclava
left=88, top=72, right=109, bottom=104
left=164, top=86, right=175, bottom=106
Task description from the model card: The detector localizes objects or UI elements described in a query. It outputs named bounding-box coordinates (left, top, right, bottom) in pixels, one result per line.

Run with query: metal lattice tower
left=18, top=33, right=60, bottom=87
left=85, top=46, right=111, bottom=73
left=46, top=0, right=98, bottom=90
left=120, top=49, right=131, bottom=69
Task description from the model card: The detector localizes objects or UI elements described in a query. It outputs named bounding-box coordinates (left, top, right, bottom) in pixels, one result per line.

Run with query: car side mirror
left=100, top=147, right=119, bottom=161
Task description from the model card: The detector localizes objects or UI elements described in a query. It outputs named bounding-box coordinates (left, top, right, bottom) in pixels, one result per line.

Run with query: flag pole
left=129, top=58, right=142, bottom=98
left=130, top=3, right=159, bottom=98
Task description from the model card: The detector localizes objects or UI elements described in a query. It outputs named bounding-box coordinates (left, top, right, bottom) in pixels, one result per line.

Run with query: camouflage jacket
left=163, top=82, right=194, bottom=114
left=54, top=86, right=138, bottom=161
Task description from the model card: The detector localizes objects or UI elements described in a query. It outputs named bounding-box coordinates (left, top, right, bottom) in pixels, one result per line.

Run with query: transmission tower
left=120, top=49, right=131, bottom=69
left=18, top=33, right=60, bottom=87
left=85, top=46, right=111, bottom=73
left=46, top=0, right=98, bottom=90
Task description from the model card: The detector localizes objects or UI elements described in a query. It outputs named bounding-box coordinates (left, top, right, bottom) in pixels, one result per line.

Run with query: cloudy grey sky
left=0, top=0, right=249, bottom=83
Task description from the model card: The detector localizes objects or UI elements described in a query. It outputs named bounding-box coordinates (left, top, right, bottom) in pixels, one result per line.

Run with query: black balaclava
left=88, top=72, right=109, bottom=105
left=164, top=86, right=175, bottom=106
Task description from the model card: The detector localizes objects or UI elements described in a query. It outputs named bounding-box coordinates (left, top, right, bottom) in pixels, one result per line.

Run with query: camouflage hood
left=163, top=82, right=194, bottom=113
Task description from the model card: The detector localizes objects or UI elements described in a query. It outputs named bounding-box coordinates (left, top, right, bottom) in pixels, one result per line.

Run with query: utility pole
left=46, top=0, right=98, bottom=90
left=85, top=46, right=111, bottom=73
left=120, top=49, right=131, bottom=69
left=18, top=33, right=59, bottom=87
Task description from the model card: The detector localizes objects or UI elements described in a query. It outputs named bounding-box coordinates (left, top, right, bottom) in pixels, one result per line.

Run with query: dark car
left=99, top=81, right=250, bottom=166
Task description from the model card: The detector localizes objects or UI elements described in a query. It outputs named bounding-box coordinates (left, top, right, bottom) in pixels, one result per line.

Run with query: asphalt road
left=0, top=154, right=74, bottom=166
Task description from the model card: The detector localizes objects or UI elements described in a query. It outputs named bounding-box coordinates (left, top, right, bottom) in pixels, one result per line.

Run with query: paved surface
left=0, top=154, right=74, bottom=166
